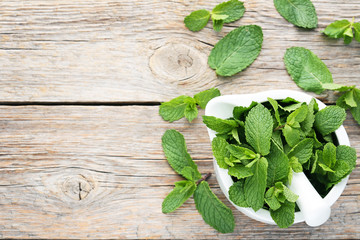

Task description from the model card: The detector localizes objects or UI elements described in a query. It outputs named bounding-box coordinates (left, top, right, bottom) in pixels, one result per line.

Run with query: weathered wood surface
left=0, top=106, right=359, bottom=239
left=0, top=0, right=359, bottom=103
left=0, top=0, right=360, bottom=239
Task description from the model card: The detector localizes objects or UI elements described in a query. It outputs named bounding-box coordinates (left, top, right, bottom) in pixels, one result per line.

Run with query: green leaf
left=323, top=20, right=352, bottom=39
left=322, top=83, right=355, bottom=92
left=322, top=142, right=337, bottom=169
left=328, top=160, right=350, bottom=183
left=159, top=95, right=192, bottom=122
left=350, top=88, right=360, bottom=125
left=162, top=180, right=196, bottom=213
left=162, top=130, right=202, bottom=179
left=212, top=19, right=224, bottom=32
left=289, top=156, right=303, bottom=173
left=354, top=22, right=360, bottom=42
left=336, top=145, right=357, bottom=170
left=228, top=164, right=254, bottom=179
left=318, top=163, right=335, bottom=173
left=282, top=184, right=299, bottom=203
left=203, top=115, right=238, bottom=134
left=267, top=142, right=289, bottom=187
left=184, top=9, right=211, bottom=32
left=193, top=88, right=221, bottom=109
left=287, top=104, right=308, bottom=126
left=212, top=137, right=230, bottom=169
left=301, top=99, right=316, bottom=135
left=212, top=0, right=245, bottom=23
left=270, top=200, right=295, bottom=228
left=343, top=89, right=357, bottom=108
left=273, top=0, right=317, bottom=29
left=279, top=102, right=302, bottom=112
left=284, top=47, right=333, bottom=94
left=287, top=138, right=313, bottom=164
left=227, top=144, right=257, bottom=160
left=233, top=101, right=257, bottom=121
left=343, top=27, right=354, bottom=44
left=314, top=106, right=346, bottom=135
left=208, top=25, right=263, bottom=76
left=268, top=97, right=281, bottom=125
left=194, top=181, right=235, bottom=233
left=265, top=187, right=281, bottom=211
left=311, top=150, right=321, bottom=174
left=181, top=166, right=198, bottom=181
left=229, top=180, right=249, bottom=207
left=245, top=104, right=273, bottom=155
left=184, top=98, right=198, bottom=122
left=245, top=157, right=268, bottom=211
left=282, top=124, right=301, bottom=147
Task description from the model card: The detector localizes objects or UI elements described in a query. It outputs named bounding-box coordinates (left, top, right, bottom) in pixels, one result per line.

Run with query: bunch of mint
left=203, top=98, right=357, bottom=228
left=159, top=88, right=220, bottom=122
left=184, top=0, right=245, bottom=32
left=161, top=129, right=235, bottom=233
left=283, top=46, right=360, bottom=125
left=323, top=18, right=360, bottom=44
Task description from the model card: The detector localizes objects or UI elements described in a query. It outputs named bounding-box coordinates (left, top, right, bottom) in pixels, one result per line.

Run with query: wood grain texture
left=0, top=0, right=359, bottom=102
left=0, top=106, right=359, bottom=239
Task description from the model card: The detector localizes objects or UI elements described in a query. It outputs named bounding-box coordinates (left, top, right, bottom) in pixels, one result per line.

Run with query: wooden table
left=0, top=0, right=359, bottom=238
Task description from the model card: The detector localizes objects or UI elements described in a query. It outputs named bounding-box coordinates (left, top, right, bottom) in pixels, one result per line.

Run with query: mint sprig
left=323, top=18, right=360, bottom=44
left=159, top=88, right=220, bottom=123
left=184, top=0, right=245, bottom=32
left=161, top=129, right=235, bottom=233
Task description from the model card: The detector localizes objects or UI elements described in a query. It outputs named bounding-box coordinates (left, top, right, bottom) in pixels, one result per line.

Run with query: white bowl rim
left=205, top=89, right=351, bottom=225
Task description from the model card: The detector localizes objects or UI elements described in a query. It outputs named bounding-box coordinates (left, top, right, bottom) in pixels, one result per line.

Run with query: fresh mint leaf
left=287, top=138, right=313, bottom=164
left=159, top=95, right=192, bottom=122
left=208, top=25, right=263, bottom=76
left=212, top=137, right=230, bottom=169
left=270, top=200, right=295, bottom=228
left=323, top=19, right=352, bottom=42
left=233, top=102, right=257, bottom=121
left=268, top=97, right=281, bottom=125
left=194, top=88, right=221, bottom=109
left=245, top=104, right=273, bottom=155
left=322, top=142, right=337, bottom=169
left=162, top=130, right=202, bottom=180
left=336, top=145, right=357, bottom=170
left=181, top=166, right=198, bottom=181
left=350, top=88, right=360, bottom=125
left=273, top=0, right=317, bottom=29
left=267, top=142, right=289, bottom=187
left=212, top=19, right=225, bottom=32
left=314, top=106, right=346, bottom=135
left=212, top=0, right=245, bottom=23
left=203, top=116, right=238, bottom=134
left=229, top=180, right=249, bottom=207
left=228, top=164, right=253, bottom=179
left=265, top=187, right=281, bottom=211
left=184, top=9, right=211, bottom=32
left=354, top=22, right=360, bottom=42
left=227, top=144, right=257, bottom=160
left=287, top=104, right=308, bottom=126
left=162, top=180, right=196, bottom=213
left=245, top=157, right=268, bottom=211
left=301, top=99, right=316, bottom=135
left=284, top=47, right=333, bottom=94
left=184, top=98, right=198, bottom=122
left=194, top=181, right=235, bottom=233
left=289, top=156, right=303, bottom=173
left=322, top=83, right=355, bottom=92
left=282, top=124, right=301, bottom=148
left=279, top=102, right=302, bottom=112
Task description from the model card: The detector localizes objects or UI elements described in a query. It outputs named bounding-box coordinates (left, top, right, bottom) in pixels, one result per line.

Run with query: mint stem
left=196, top=173, right=212, bottom=185
left=273, top=124, right=285, bottom=132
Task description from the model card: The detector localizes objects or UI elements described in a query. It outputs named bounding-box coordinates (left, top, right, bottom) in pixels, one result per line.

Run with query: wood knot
left=62, top=175, right=95, bottom=201
left=149, top=41, right=208, bottom=84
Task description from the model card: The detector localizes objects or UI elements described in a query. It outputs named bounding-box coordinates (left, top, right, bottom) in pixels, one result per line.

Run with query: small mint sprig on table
left=161, top=129, right=235, bottom=233
left=323, top=17, right=360, bottom=44
left=159, top=88, right=220, bottom=123
left=184, top=0, right=245, bottom=32
left=283, top=46, right=360, bottom=125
